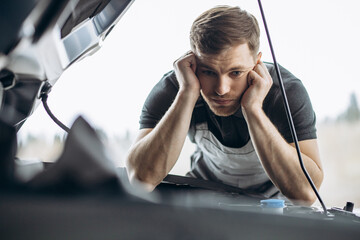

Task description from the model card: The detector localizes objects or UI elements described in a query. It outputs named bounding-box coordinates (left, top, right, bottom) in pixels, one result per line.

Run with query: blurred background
left=16, top=0, right=360, bottom=209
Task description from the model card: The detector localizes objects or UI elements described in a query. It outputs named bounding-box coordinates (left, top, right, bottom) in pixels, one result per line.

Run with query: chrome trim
left=62, top=20, right=99, bottom=66
left=61, top=0, right=135, bottom=67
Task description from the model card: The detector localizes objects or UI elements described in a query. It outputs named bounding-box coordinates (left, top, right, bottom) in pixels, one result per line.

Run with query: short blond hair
left=190, top=6, right=260, bottom=57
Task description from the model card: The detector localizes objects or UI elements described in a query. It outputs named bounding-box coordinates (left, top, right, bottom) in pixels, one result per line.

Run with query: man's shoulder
left=264, top=62, right=312, bottom=121
left=265, top=62, right=307, bottom=103
left=265, top=62, right=300, bottom=86
left=139, top=70, right=179, bottom=129
left=146, top=70, right=180, bottom=101
left=263, top=63, right=316, bottom=142
left=158, top=70, right=179, bottom=90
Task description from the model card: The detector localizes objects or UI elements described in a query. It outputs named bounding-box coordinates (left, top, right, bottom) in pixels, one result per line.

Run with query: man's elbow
left=125, top=158, right=163, bottom=192
left=304, top=170, right=324, bottom=205
left=300, top=190, right=318, bottom=206
left=288, top=182, right=323, bottom=206
left=297, top=170, right=324, bottom=205
left=127, top=170, right=159, bottom=192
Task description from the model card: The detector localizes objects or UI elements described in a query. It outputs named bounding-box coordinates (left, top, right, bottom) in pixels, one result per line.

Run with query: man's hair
left=190, top=6, right=260, bottom=57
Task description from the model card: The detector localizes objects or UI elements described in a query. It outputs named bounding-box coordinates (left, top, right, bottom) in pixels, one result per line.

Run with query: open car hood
left=0, top=0, right=134, bottom=129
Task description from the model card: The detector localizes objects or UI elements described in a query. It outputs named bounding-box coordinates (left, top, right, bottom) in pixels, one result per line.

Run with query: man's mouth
left=211, top=98, right=234, bottom=105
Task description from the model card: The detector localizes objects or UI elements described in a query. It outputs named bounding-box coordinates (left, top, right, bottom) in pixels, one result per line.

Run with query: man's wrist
left=178, top=87, right=200, bottom=102
left=241, top=104, right=264, bottom=121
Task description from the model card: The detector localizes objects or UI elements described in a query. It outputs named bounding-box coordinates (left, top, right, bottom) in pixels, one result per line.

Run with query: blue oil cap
left=260, top=199, right=285, bottom=208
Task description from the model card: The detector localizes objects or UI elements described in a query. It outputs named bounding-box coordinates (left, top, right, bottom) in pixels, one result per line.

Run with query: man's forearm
left=126, top=90, right=198, bottom=189
left=243, top=106, right=323, bottom=204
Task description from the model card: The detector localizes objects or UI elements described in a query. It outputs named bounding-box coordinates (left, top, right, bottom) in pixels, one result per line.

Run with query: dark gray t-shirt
left=139, top=63, right=317, bottom=148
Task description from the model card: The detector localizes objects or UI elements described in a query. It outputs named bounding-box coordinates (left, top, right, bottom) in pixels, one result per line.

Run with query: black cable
left=257, top=0, right=327, bottom=214
left=40, top=84, right=70, bottom=133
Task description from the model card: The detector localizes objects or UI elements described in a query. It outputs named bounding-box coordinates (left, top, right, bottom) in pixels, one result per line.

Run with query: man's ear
left=256, top=52, right=262, bottom=64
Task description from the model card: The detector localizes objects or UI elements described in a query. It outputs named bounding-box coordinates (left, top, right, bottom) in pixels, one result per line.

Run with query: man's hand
left=173, top=51, right=201, bottom=97
left=241, top=61, right=273, bottom=113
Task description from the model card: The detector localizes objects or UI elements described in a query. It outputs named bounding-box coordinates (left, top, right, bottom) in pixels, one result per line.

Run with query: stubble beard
left=200, top=91, right=241, bottom=117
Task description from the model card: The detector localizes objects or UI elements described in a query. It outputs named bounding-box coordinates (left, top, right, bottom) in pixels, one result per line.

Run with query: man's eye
left=232, top=71, right=243, bottom=76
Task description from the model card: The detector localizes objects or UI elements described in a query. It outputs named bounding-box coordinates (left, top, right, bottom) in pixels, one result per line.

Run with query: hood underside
left=0, top=0, right=134, bottom=129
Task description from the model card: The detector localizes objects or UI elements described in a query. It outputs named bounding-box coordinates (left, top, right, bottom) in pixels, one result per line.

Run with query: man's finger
left=254, top=62, right=267, bottom=78
left=258, top=61, right=272, bottom=80
left=254, top=62, right=272, bottom=84
left=173, top=51, right=194, bottom=67
left=247, top=70, right=260, bottom=86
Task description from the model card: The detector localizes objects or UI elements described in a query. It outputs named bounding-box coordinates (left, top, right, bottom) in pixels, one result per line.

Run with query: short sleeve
left=139, top=71, right=179, bottom=129
left=265, top=65, right=317, bottom=143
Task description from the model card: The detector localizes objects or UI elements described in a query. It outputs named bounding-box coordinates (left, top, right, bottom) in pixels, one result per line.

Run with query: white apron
left=187, top=121, right=281, bottom=198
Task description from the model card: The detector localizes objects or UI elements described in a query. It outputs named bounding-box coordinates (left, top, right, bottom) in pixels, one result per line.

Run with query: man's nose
left=214, top=76, right=231, bottom=96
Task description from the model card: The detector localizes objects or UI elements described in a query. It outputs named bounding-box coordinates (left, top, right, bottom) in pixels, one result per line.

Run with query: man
left=126, top=6, right=323, bottom=204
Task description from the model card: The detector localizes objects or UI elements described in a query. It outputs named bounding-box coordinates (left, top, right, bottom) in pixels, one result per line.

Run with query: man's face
left=196, top=43, right=260, bottom=116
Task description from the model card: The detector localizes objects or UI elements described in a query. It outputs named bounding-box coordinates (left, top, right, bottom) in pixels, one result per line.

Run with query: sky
left=18, top=0, right=360, bottom=139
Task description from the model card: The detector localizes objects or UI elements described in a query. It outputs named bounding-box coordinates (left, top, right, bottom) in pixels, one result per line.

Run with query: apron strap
left=188, top=101, right=207, bottom=142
